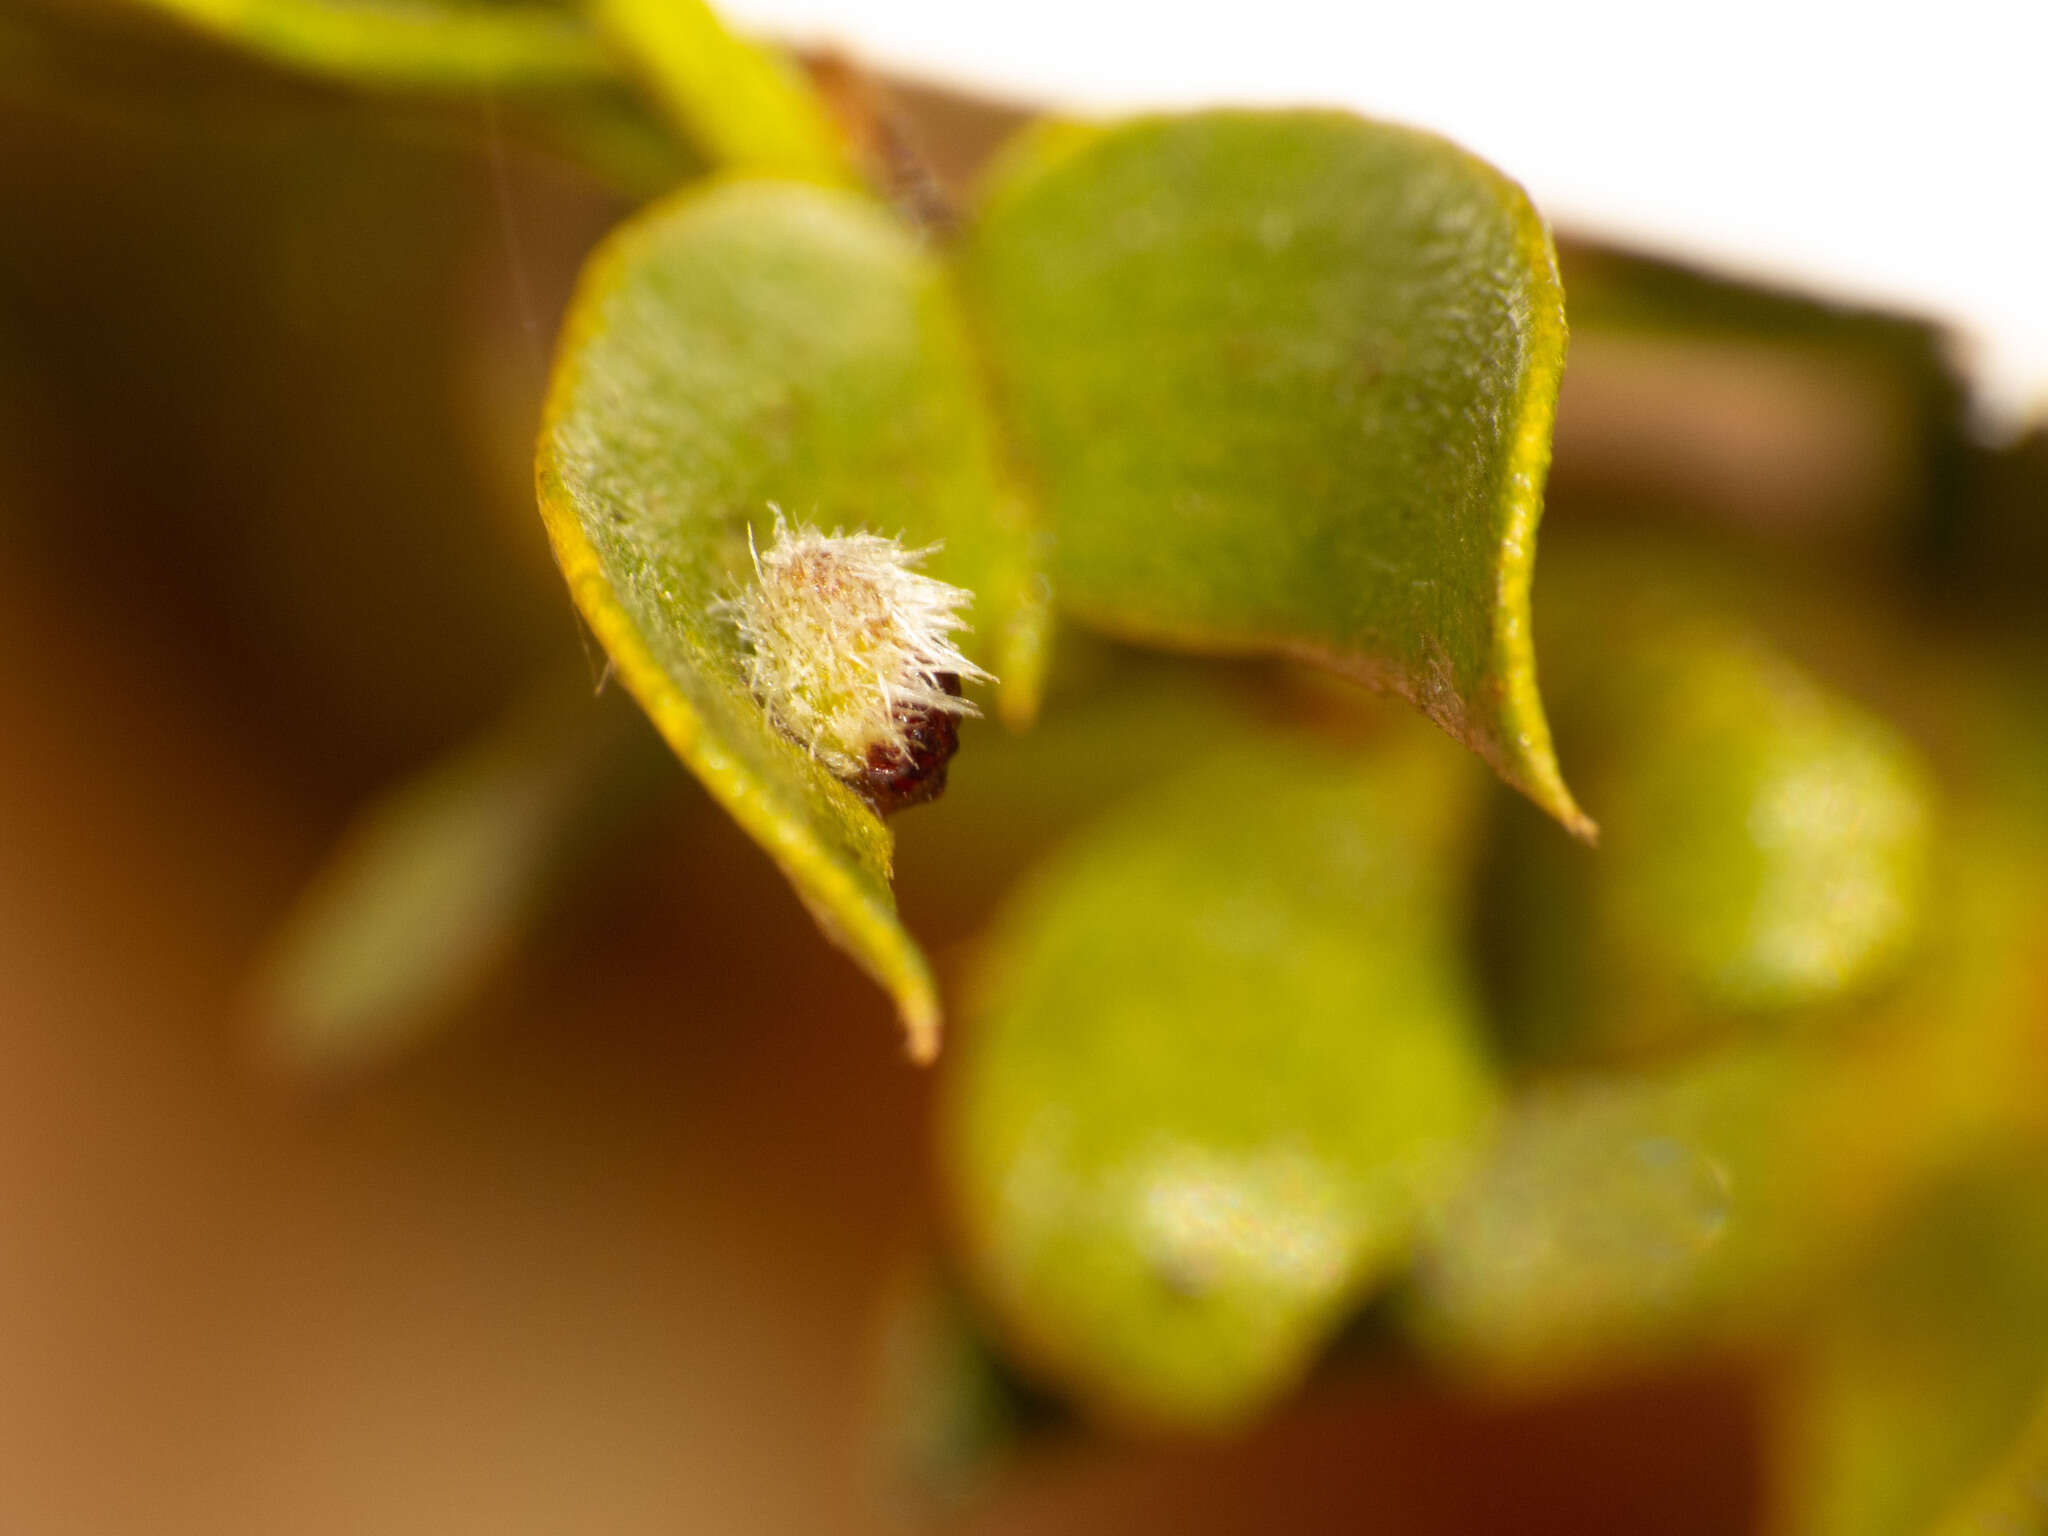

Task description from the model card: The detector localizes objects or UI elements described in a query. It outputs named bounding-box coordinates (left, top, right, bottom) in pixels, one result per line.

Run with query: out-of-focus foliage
left=941, top=730, right=1498, bottom=1429
left=1767, top=1166, right=2048, bottom=1536
left=892, top=646, right=1263, bottom=941
left=123, top=0, right=611, bottom=89
left=1571, top=633, right=1931, bottom=1018
left=964, top=112, right=1589, bottom=839
left=900, top=573, right=2048, bottom=1486
left=1932, top=1383, right=2048, bottom=1536
left=250, top=679, right=671, bottom=1078
left=872, top=1262, right=1045, bottom=1510
left=1494, top=596, right=1936, bottom=1064
left=29, top=0, right=690, bottom=194
left=1397, top=633, right=2047, bottom=1386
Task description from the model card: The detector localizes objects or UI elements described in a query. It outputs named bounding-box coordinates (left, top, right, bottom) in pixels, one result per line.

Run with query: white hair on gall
left=718, top=507, right=991, bottom=783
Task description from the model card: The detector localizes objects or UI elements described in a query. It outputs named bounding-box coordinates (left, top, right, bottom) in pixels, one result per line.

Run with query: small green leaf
left=1495, top=615, right=1938, bottom=1063
left=127, top=0, right=613, bottom=89
left=1598, top=637, right=1932, bottom=1014
left=536, top=178, right=1042, bottom=1057
left=962, top=111, right=1589, bottom=838
left=1403, top=1042, right=1825, bottom=1383
left=940, top=732, right=1499, bottom=1429
left=250, top=681, right=664, bottom=1078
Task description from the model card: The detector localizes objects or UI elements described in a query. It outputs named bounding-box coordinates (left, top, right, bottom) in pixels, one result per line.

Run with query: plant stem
left=586, top=0, right=853, bottom=185
left=140, top=0, right=615, bottom=89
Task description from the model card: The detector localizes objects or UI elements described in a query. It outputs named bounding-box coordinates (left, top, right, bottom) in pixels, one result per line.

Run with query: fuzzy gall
left=720, top=511, right=990, bottom=812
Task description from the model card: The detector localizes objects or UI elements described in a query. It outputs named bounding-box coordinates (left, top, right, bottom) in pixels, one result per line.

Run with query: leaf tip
left=903, top=990, right=943, bottom=1065
left=1509, top=755, right=1598, bottom=845
left=1558, top=795, right=1599, bottom=847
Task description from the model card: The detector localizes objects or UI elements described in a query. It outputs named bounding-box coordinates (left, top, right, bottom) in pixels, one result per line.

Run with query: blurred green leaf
left=962, top=110, right=1589, bottom=839
left=250, top=680, right=666, bottom=1079
left=1496, top=612, right=1936, bottom=1064
left=125, top=0, right=614, bottom=89
left=536, top=178, right=1043, bottom=1058
left=1768, top=1164, right=2048, bottom=1536
left=1404, top=1042, right=1830, bottom=1384
left=894, top=646, right=1270, bottom=942
left=872, top=1261, right=1045, bottom=1513
left=940, top=731, right=1499, bottom=1430
left=1405, top=795, right=2047, bottom=1388
left=1586, top=628, right=1933, bottom=1012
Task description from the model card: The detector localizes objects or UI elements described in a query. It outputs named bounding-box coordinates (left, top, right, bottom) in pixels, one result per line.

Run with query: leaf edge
left=533, top=177, right=943, bottom=1061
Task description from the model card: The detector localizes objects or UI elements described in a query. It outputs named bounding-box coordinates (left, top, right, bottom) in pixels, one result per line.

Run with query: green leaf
left=961, top=110, right=1590, bottom=839
left=940, top=730, right=1500, bottom=1429
left=1768, top=1165, right=2048, bottom=1536
left=1403, top=1042, right=1828, bottom=1384
left=1595, top=637, right=1932, bottom=1015
left=249, top=680, right=665, bottom=1079
left=536, top=178, right=1043, bottom=1058
left=127, top=0, right=614, bottom=89
left=1494, top=612, right=1937, bottom=1064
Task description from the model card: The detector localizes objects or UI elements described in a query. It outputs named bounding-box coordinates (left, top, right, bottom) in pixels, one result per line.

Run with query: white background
left=727, top=0, right=2048, bottom=435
